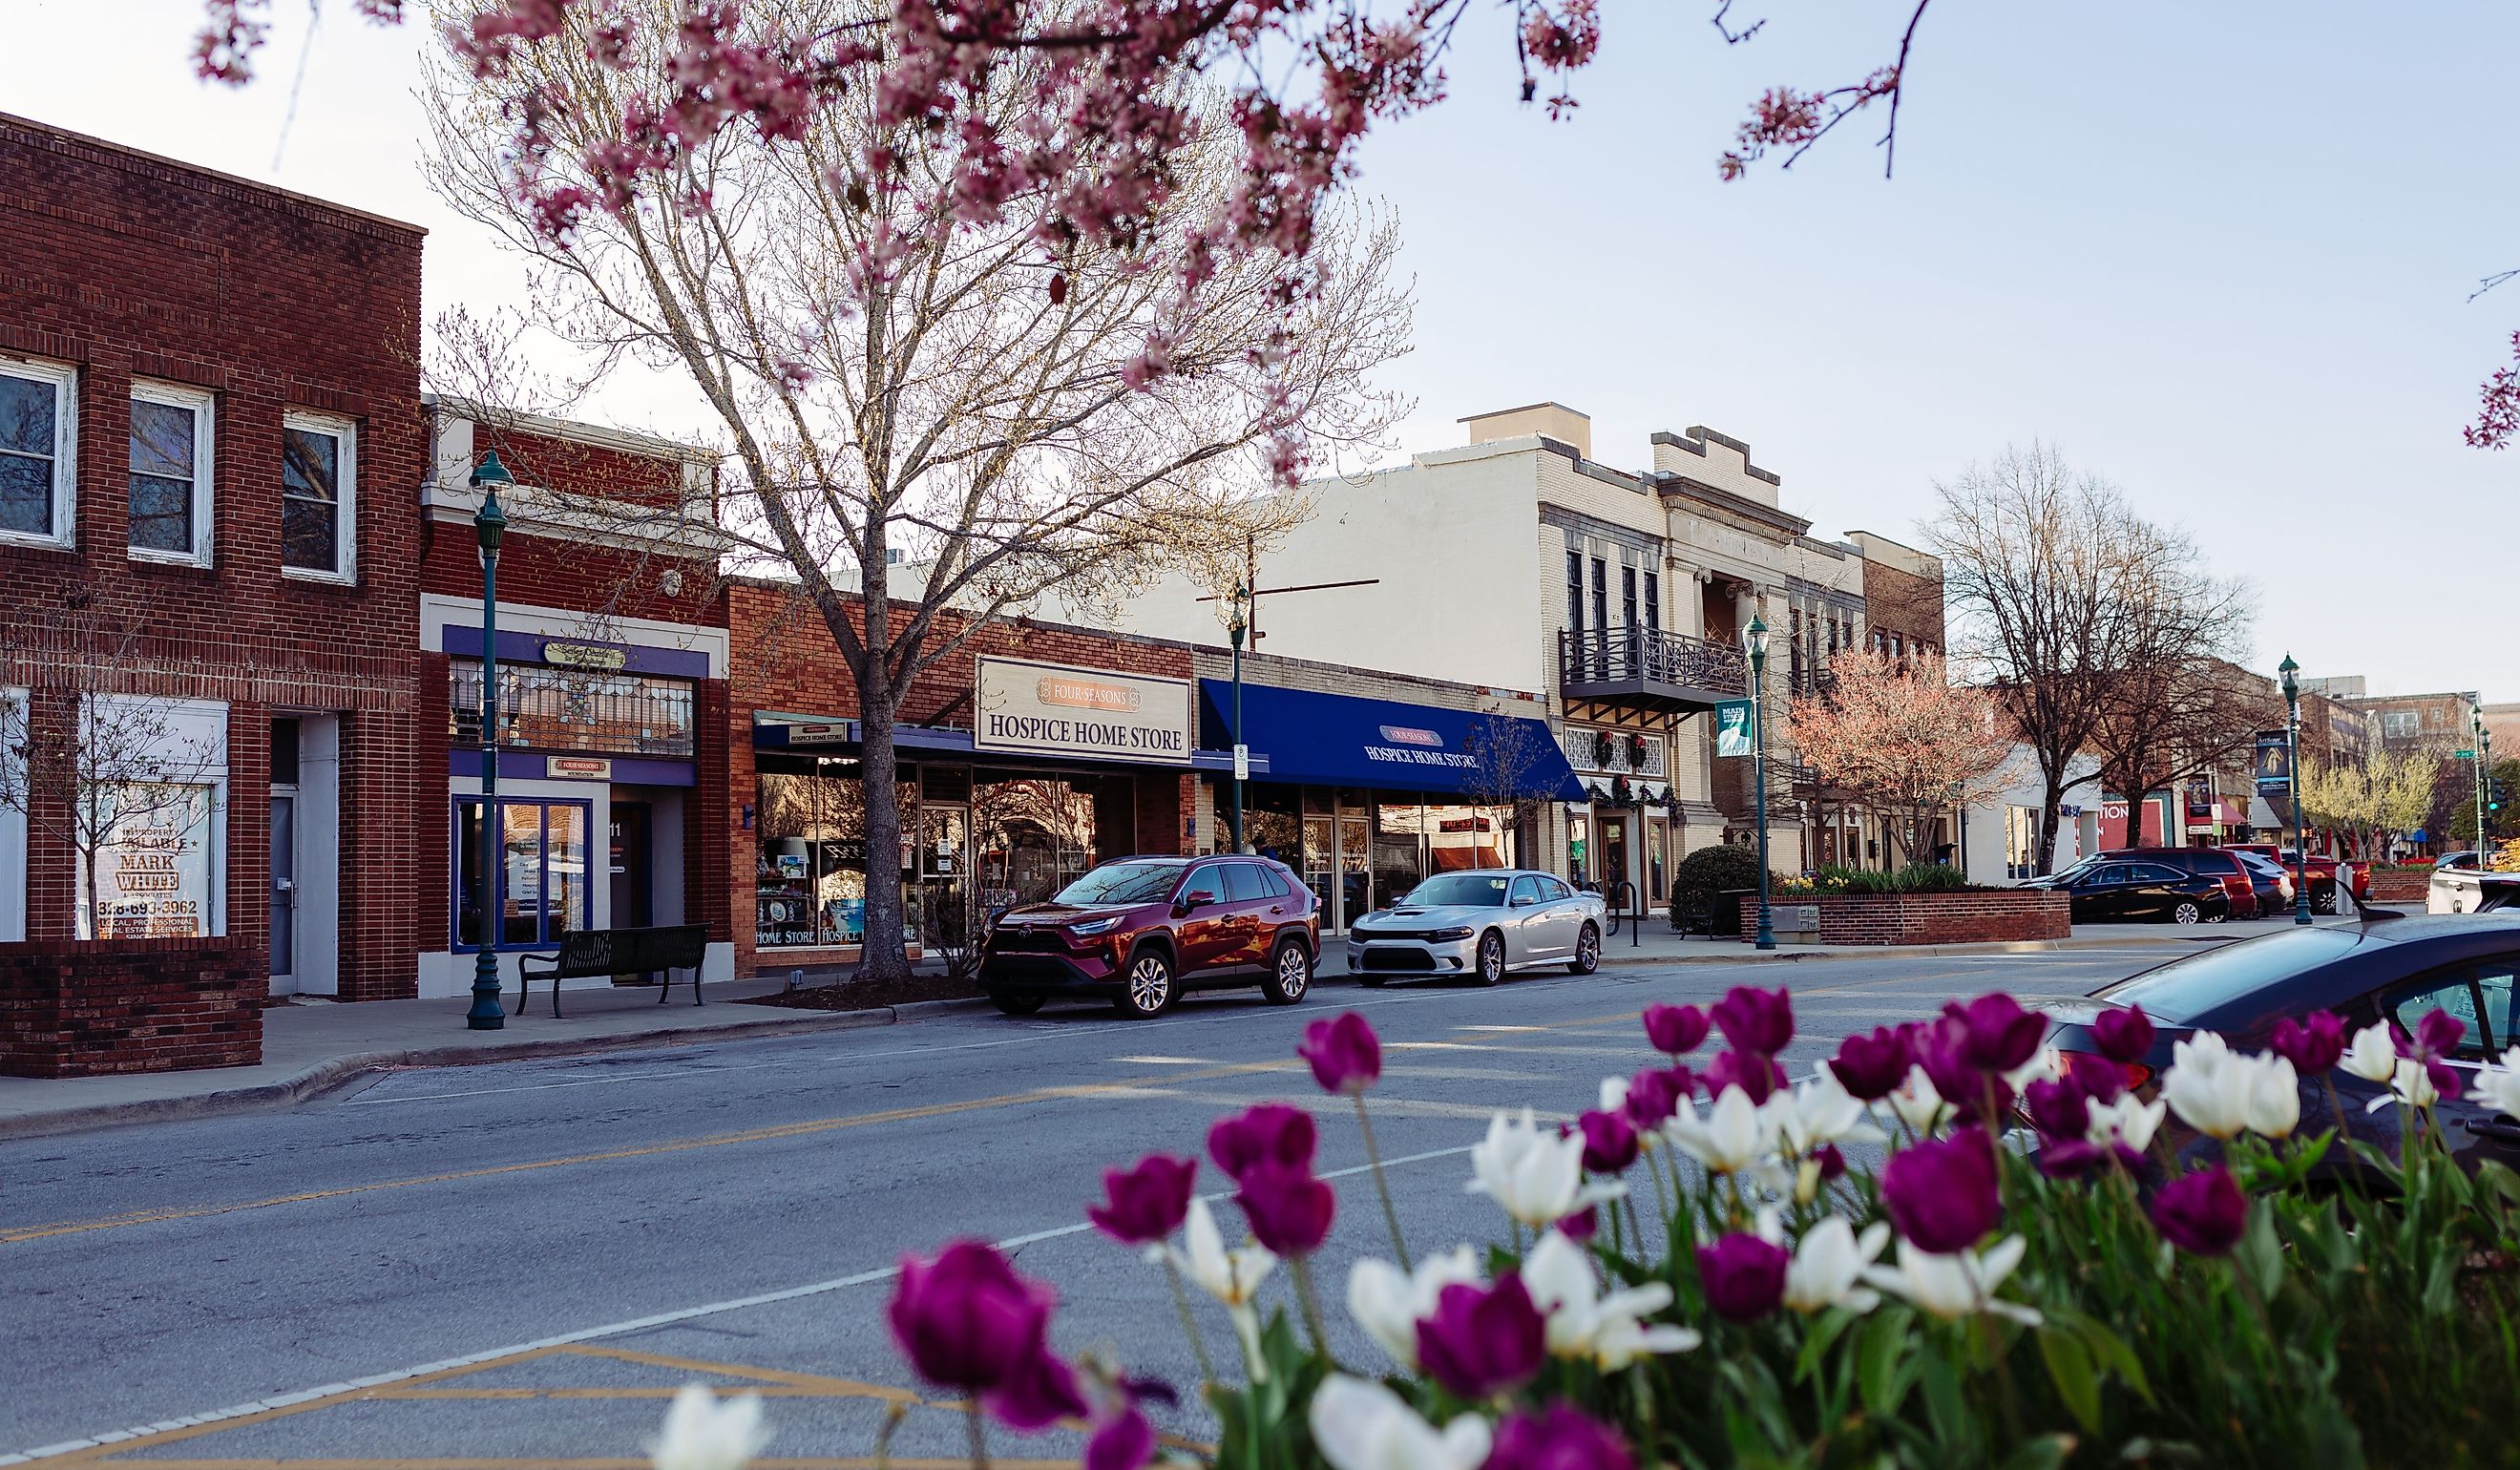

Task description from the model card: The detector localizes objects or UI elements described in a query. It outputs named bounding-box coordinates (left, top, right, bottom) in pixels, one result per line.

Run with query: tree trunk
left=2125, top=787, right=2149, bottom=849
left=2036, top=778, right=2068, bottom=877
left=856, top=694, right=912, bottom=982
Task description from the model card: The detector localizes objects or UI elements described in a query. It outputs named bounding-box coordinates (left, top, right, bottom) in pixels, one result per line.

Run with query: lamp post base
left=467, top=958, right=506, bottom=1030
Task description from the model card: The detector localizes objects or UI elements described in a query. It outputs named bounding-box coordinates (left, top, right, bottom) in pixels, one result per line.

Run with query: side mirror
left=1177, top=889, right=1217, bottom=914
left=1509, top=894, right=1537, bottom=908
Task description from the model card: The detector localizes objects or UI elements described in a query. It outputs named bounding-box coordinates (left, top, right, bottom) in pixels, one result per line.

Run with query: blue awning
left=1200, top=681, right=1584, bottom=801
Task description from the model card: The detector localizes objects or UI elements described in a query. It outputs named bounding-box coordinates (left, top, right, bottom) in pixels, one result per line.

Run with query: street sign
left=1232, top=743, right=1250, bottom=782
left=2456, top=749, right=2476, bottom=761
left=1714, top=699, right=1755, bottom=758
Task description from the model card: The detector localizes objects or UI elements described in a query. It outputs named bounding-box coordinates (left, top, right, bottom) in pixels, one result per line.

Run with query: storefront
left=1557, top=721, right=1676, bottom=907
left=1201, top=680, right=1583, bottom=933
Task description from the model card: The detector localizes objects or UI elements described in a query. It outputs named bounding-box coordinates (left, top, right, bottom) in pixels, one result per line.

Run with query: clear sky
left=6, top=1, right=2513, bottom=700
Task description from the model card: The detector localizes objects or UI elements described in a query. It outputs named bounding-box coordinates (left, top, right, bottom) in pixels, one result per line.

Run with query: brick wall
left=1859, top=556, right=1945, bottom=654
left=1736, top=890, right=2068, bottom=945
left=416, top=519, right=724, bottom=631
left=477, top=425, right=706, bottom=513
left=0, top=939, right=262, bottom=1077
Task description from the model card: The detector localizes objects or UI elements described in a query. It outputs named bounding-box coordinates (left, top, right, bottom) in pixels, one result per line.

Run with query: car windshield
left=1402, top=872, right=1514, bottom=908
left=1054, top=862, right=1183, bottom=906
left=2092, top=926, right=2373, bottom=1023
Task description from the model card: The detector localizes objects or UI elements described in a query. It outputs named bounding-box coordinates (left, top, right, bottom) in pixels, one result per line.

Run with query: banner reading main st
left=975, top=656, right=1195, bottom=765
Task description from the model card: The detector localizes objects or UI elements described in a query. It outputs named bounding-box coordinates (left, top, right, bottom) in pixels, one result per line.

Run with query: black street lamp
left=2475, top=704, right=2491, bottom=857
left=468, top=451, right=513, bottom=1030
left=1747, top=614, right=1774, bottom=951
left=2279, top=654, right=2310, bottom=926
left=1227, top=582, right=1249, bottom=853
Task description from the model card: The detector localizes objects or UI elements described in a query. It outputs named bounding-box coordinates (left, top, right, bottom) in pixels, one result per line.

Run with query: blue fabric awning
left=1200, top=680, right=1584, bottom=801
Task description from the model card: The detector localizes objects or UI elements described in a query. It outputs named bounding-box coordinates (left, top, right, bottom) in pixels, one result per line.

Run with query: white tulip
left=2245, top=1053, right=2301, bottom=1140
left=1773, top=1070, right=1889, bottom=1155
left=1664, top=1085, right=1775, bottom=1174
left=1309, top=1374, right=1492, bottom=1470
left=1466, top=1109, right=1624, bottom=1227
left=1521, top=1229, right=1700, bottom=1368
left=649, top=1385, right=770, bottom=1470
left=1347, top=1247, right=1483, bottom=1371
left=2002, top=1048, right=2059, bottom=1097
left=1872, top=1065, right=1947, bottom=1137
left=1599, top=1074, right=1630, bottom=1113
left=2367, top=1057, right=2444, bottom=1113
left=2474, top=1048, right=2520, bottom=1121
left=1783, top=1217, right=1891, bottom=1314
left=1167, top=1196, right=1278, bottom=1381
left=1862, top=1237, right=2042, bottom=1326
left=2085, top=1094, right=2167, bottom=1155
left=2341, top=1022, right=2400, bottom=1083
left=2162, top=1032, right=2254, bottom=1140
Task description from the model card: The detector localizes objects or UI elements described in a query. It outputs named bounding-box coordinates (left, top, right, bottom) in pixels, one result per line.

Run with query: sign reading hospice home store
left=975, top=656, right=1194, bottom=765
left=1365, top=724, right=1478, bottom=773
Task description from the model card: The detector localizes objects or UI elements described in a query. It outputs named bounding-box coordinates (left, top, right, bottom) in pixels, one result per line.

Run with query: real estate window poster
left=80, top=784, right=219, bottom=939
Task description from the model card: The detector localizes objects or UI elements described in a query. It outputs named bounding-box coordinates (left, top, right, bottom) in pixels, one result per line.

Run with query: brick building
left=0, top=115, right=428, bottom=1073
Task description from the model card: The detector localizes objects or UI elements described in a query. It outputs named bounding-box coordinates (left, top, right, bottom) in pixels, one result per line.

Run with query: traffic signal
left=2492, top=779, right=2508, bottom=813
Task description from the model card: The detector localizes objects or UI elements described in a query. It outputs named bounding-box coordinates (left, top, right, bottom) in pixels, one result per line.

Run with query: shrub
left=1776, top=861, right=1986, bottom=895
left=1668, top=844, right=1763, bottom=933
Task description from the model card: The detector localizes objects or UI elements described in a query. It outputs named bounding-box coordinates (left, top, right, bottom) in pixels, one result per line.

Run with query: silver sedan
left=1345, top=869, right=1608, bottom=986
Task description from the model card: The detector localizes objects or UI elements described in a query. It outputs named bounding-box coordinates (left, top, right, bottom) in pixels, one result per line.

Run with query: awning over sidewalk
left=1199, top=680, right=1584, bottom=801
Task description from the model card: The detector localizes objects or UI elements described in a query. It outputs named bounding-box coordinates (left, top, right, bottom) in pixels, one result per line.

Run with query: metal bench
left=514, top=924, right=711, bottom=1018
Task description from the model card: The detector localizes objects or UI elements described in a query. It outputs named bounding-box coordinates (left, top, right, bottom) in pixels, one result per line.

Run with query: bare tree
left=1927, top=444, right=2178, bottom=875
left=422, top=1, right=1412, bottom=981
left=2089, top=653, right=2276, bottom=852
left=1460, top=711, right=1559, bottom=869
left=1788, top=649, right=2015, bottom=867
left=0, top=598, right=223, bottom=940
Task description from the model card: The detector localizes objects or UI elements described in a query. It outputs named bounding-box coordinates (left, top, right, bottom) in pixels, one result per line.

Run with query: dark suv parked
left=2100, top=847, right=2259, bottom=919
left=978, top=855, right=1320, bottom=1018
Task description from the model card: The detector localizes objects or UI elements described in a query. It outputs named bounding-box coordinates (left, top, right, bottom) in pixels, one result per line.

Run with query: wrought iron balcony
left=1558, top=626, right=1748, bottom=711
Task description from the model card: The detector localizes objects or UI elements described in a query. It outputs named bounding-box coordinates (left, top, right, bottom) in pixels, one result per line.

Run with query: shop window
left=453, top=798, right=589, bottom=950
left=0, top=355, right=77, bottom=550
left=281, top=411, right=358, bottom=581
left=128, top=382, right=215, bottom=565
left=70, top=695, right=230, bottom=939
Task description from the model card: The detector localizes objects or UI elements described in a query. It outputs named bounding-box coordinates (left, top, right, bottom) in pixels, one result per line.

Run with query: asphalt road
left=0, top=949, right=2178, bottom=1467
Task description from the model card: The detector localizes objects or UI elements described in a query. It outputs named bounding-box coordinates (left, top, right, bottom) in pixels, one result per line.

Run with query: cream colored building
left=1104, top=402, right=1872, bottom=917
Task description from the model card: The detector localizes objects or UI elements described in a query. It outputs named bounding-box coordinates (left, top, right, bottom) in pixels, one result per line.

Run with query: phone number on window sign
left=982, top=713, right=1186, bottom=756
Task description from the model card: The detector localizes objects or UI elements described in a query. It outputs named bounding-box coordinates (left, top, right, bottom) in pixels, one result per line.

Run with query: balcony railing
left=451, top=660, right=697, bottom=758
left=1558, top=626, right=1747, bottom=708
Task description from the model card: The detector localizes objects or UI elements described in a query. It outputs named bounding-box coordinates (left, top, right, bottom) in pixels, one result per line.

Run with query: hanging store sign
left=549, top=756, right=614, bottom=781
left=975, top=657, right=1194, bottom=766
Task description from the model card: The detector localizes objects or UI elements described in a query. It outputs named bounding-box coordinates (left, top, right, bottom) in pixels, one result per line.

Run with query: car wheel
left=1474, top=931, right=1507, bottom=986
left=1114, top=948, right=1176, bottom=1018
left=990, top=994, right=1045, bottom=1017
left=1261, top=936, right=1312, bottom=1004
left=2205, top=906, right=2226, bottom=925
left=1565, top=922, right=1601, bottom=976
left=2172, top=900, right=2201, bottom=926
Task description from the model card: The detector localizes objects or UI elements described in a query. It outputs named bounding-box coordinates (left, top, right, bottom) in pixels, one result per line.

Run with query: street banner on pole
left=1714, top=699, right=1755, bottom=759
left=2254, top=731, right=2293, bottom=794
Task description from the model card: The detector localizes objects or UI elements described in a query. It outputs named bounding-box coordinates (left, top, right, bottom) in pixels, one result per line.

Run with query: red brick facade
left=0, top=940, right=262, bottom=1077
left=1736, top=890, right=2069, bottom=945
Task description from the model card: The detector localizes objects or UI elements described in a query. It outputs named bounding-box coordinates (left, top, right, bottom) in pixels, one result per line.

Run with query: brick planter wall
left=0, top=941, right=263, bottom=1078
left=1737, top=890, right=2070, bottom=946
left=2368, top=869, right=2431, bottom=903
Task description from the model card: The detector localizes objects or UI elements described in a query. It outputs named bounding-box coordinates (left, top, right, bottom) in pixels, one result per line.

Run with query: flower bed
left=643, top=992, right=2520, bottom=1470
left=1734, top=889, right=2069, bottom=945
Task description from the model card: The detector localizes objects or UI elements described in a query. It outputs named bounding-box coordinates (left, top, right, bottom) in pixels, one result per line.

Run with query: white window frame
left=0, top=355, right=78, bottom=552
left=280, top=410, right=358, bottom=585
left=127, top=380, right=217, bottom=568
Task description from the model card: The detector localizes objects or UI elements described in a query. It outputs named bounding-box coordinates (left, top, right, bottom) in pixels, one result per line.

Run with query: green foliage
left=1668, top=843, right=1766, bottom=933
left=1777, top=862, right=1984, bottom=895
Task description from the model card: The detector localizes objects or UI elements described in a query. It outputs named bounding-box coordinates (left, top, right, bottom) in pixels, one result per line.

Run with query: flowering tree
left=1788, top=648, right=2013, bottom=868
left=2299, top=746, right=2437, bottom=862
left=421, top=1, right=1411, bottom=980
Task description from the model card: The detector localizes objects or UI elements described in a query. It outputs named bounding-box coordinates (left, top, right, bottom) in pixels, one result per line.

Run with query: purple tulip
left=1881, top=1127, right=2002, bottom=1253
left=2023, top=1076, right=2090, bottom=1144
left=987, top=1345, right=1091, bottom=1431
left=1712, top=984, right=1795, bottom=1057
left=1559, top=1203, right=1599, bottom=1242
left=1642, top=1002, right=1712, bottom=1057
left=1234, top=1160, right=1336, bottom=1256
left=1620, top=1066, right=1691, bottom=1130
left=2270, top=1011, right=2346, bottom=1074
left=1486, top=1405, right=1637, bottom=1470
left=1699, top=1048, right=1788, bottom=1105
left=1916, top=1017, right=2011, bottom=1123
left=2152, top=1166, right=2248, bottom=1256
left=2035, top=1139, right=2109, bottom=1180
left=1084, top=1407, right=1155, bottom=1470
left=1942, top=993, right=2046, bottom=1073
left=1207, top=1103, right=1316, bottom=1182
left=1697, top=1232, right=1791, bottom=1322
left=890, top=1240, right=1054, bottom=1392
left=2064, top=1050, right=2128, bottom=1104
left=2090, top=1003, right=2155, bottom=1065
left=1578, top=1108, right=1640, bottom=1174
left=1812, top=1142, right=1847, bottom=1182
left=1829, top=1025, right=1916, bottom=1102
left=1298, top=1012, right=1382, bottom=1095
left=1088, top=1154, right=1198, bottom=1246
left=1416, top=1273, right=1547, bottom=1399
left=2403, top=1009, right=2468, bottom=1062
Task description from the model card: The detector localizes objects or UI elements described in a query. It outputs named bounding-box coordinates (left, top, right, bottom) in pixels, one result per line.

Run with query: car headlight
left=1068, top=915, right=1124, bottom=936
left=1429, top=925, right=1475, bottom=940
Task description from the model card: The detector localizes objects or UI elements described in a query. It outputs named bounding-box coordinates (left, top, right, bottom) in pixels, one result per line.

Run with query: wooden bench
left=514, top=924, right=711, bottom=1018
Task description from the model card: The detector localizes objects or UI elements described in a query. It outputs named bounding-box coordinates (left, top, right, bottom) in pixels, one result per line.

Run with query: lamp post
left=1747, top=614, right=1774, bottom=951
left=2476, top=704, right=2490, bottom=856
left=1227, top=582, right=1249, bottom=853
left=2279, top=655, right=2309, bottom=926
left=467, top=452, right=513, bottom=1030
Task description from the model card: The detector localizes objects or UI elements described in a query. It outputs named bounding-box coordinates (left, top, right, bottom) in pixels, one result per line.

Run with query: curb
left=1586, top=934, right=2198, bottom=966
left=0, top=998, right=995, bottom=1143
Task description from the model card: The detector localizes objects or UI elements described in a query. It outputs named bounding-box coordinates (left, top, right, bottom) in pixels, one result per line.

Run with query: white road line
left=4, top=1144, right=1478, bottom=1464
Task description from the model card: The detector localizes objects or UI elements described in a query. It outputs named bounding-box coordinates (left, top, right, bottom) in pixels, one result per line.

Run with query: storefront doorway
left=608, top=800, right=652, bottom=930
left=1598, top=807, right=1631, bottom=906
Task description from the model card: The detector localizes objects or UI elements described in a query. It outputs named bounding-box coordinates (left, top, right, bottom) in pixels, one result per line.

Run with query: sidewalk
left=0, top=976, right=976, bottom=1141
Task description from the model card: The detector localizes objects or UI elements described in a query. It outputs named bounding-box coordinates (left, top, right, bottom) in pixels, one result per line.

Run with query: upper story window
left=1565, top=549, right=1583, bottom=630
left=282, top=412, right=358, bottom=582
left=1589, top=556, right=1607, bottom=633
left=1643, top=572, right=1660, bottom=632
left=0, top=356, right=78, bottom=551
left=1621, top=564, right=1638, bottom=629
left=450, top=659, right=696, bottom=757
left=128, top=382, right=215, bottom=566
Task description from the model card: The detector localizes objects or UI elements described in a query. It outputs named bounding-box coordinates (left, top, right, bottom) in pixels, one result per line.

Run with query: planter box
left=0, top=940, right=263, bottom=1078
left=2368, top=869, right=2431, bottom=903
left=1737, top=890, right=2069, bottom=946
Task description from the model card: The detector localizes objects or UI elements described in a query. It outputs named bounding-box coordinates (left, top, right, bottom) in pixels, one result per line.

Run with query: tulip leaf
left=1995, top=1433, right=2077, bottom=1470
left=1856, top=1309, right=1918, bottom=1418
left=2421, top=1249, right=2460, bottom=1319
left=2037, top=1326, right=2103, bottom=1435
left=2238, top=1202, right=2284, bottom=1299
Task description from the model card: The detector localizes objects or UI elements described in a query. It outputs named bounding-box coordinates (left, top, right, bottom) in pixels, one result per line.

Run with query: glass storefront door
left=1598, top=807, right=1631, bottom=906
left=1337, top=812, right=1370, bottom=929
left=1303, top=814, right=1335, bottom=928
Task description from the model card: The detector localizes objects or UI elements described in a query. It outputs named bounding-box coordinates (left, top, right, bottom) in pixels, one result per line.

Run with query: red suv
left=978, top=855, right=1321, bottom=1018
left=2100, top=848, right=2258, bottom=918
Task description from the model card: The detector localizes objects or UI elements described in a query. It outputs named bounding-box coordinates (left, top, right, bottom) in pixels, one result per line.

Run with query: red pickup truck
left=2224, top=844, right=2370, bottom=909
